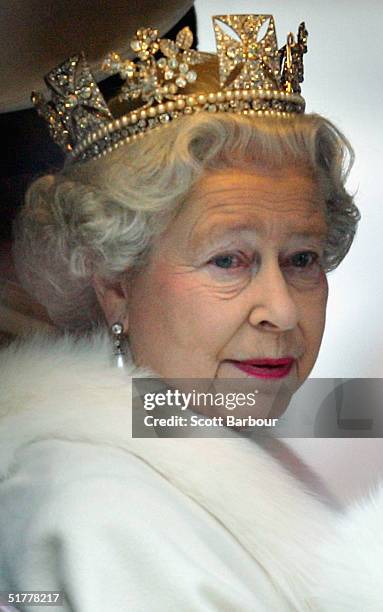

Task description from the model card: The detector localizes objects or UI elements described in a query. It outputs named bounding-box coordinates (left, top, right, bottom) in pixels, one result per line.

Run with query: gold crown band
left=32, top=14, right=308, bottom=163
left=74, top=88, right=305, bottom=162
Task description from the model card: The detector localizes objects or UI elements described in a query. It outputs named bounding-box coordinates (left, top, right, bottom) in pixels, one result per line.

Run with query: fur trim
left=1, top=332, right=383, bottom=610
left=311, top=484, right=383, bottom=610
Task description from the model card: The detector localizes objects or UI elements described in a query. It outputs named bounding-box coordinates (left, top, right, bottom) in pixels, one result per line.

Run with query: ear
left=92, top=274, right=130, bottom=331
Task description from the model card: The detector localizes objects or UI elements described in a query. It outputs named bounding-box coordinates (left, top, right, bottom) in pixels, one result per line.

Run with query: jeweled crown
left=32, top=14, right=308, bottom=164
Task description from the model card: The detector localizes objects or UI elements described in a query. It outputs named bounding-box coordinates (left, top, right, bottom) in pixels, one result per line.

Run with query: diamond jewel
left=131, top=39, right=141, bottom=52
left=64, top=94, right=78, bottom=109
left=175, top=76, right=187, bottom=88
left=80, top=87, right=92, bottom=99
left=186, top=70, right=197, bottom=83
left=227, top=45, right=238, bottom=59
left=57, top=74, right=68, bottom=86
left=179, top=63, right=189, bottom=74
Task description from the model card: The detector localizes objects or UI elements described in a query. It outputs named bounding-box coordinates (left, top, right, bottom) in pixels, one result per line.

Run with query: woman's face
left=100, top=165, right=328, bottom=395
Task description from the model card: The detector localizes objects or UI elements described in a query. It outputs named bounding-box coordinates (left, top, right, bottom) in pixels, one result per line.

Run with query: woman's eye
left=209, top=253, right=249, bottom=270
left=290, top=251, right=320, bottom=269
left=283, top=251, right=323, bottom=284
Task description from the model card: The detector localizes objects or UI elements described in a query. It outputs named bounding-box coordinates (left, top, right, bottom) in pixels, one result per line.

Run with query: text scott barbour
left=144, top=414, right=278, bottom=428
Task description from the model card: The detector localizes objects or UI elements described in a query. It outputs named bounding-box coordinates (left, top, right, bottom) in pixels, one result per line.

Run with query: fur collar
left=0, top=331, right=382, bottom=610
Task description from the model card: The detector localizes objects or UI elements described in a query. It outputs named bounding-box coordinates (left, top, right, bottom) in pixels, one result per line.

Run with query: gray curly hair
left=13, top=112, right=360, bottom=331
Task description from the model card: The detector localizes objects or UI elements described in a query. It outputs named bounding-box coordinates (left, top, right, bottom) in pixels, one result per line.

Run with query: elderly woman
left=1, top=12, right=382, bottom=612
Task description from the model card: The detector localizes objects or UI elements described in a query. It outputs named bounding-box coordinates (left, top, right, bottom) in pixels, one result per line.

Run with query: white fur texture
left=311, top=484, right=383, bottom=610
left=1, top=332, right=383, bottom=610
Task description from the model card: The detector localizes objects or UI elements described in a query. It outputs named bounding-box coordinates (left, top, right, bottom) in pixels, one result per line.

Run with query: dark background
left=0, top=6, right=197, bottom=245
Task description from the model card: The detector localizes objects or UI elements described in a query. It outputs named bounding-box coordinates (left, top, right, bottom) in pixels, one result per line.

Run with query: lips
left=227, top=357, right=295, bottom=379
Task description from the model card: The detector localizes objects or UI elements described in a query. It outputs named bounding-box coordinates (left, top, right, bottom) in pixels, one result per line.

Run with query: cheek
left=295, top=280, right=328, bottom=382
left=129, top=265, right=214, bottom=344
left=156, top=272, right=234, bottom=343
left=301, top=276, right=329, bottom=347
left=130, top=263, right=243, bottom=354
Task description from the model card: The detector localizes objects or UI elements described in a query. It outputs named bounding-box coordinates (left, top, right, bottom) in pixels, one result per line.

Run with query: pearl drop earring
left=110, top=322, right=126, bottom=369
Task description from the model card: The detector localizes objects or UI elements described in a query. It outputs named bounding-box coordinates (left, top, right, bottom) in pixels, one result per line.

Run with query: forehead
left=183, top=167, right=327, bottom=240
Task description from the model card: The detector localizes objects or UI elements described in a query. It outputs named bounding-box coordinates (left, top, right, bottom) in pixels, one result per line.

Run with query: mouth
left=227, top=357, right=295, bottom=379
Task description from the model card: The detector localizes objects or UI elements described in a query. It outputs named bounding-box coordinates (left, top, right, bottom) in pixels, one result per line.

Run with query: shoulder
left=0, top=436, right=210, bottom=529
left=0, top=437, right=270, bottom=610
left=0, top=330, right=151, bottom=479
left=0, top=329, right=132, bottom=405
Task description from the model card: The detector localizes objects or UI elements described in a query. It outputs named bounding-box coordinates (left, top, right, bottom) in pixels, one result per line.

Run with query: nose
left=248, top=259, right=300, bottom=332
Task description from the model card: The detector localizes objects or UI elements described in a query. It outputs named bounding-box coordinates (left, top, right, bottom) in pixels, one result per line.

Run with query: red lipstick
left=229, top=357, right=295, bottom=379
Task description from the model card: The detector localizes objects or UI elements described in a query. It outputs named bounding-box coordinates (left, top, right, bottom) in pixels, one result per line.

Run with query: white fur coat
left=0, top=331, right=382, bottom=611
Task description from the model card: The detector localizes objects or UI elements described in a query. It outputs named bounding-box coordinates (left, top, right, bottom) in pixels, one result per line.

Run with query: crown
left=32, top=14, right=308, bottom=164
